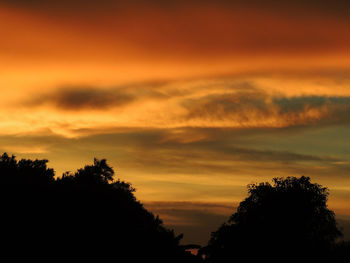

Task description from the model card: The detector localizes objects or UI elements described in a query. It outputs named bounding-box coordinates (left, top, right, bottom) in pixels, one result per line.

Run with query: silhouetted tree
left=0, top=152, right=54, bottom=185
left=200, top=176, right=342, bottom=262
left=0, top=153, right=201, bottom=262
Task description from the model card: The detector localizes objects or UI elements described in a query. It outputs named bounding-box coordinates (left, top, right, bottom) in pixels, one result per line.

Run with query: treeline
left=0, top=153, right=349, bottom=262
left=0, top=153, right=199, bottom=262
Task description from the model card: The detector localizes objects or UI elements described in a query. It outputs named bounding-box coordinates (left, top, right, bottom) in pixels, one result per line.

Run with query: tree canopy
left=0, top=153, right=200, bottom=262
left=1, top=153, right=349, bottom=262
left=201, top=176, right=343, bottom=262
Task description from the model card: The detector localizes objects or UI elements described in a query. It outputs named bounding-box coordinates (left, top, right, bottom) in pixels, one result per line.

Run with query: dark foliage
left=200, top=176, right=347, bottom=263
left=0, top=153, right=201, bottom=262
left=2, top=153, right=349, bottom=262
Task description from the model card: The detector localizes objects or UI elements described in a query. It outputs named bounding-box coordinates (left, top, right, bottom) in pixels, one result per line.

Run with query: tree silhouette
left=0, top=152, right=54, bottom=185
left=0, top=153, right=201, bottom=262
left=3, top=154, right=348, bottom=262
left=200, top=176, right=342, bottom=262
left=68, top=158, right=115, bottom=184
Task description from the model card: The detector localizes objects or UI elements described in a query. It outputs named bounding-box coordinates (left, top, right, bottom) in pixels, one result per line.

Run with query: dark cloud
left=6, top=119, right=344, bottom=176
left=274, top=96, right=350, bottom=113
left=27, top=87, right=135, bottom=110
left=206, top=145, right=339, bottom=163
left=7, top=126, right=342, bottom=179
left=70, top=127, right=345, bottom=165
left=3, top=0, right=350, bottom=58
left=274, top=96, right=350, bottom=125
left=4, top=0, right=350, bottom=14
left=0, top=0, right=115, bottom=12
left=65, top=128, right=344, bottom=180
left=184, top=92, right=350, bottom=126
left=24, top=81, right=173, bottom=111
left=184, top=90, right=270, bottom=122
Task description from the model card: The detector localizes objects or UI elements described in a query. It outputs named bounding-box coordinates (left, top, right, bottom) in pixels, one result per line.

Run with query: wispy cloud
left=184, top=92, right=350, bottom=128
left=26, top=86, right=135, bottom=110
left=12, top=78, right=350, bottom=140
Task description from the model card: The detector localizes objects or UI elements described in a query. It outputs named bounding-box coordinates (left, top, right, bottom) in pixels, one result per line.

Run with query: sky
left=1, top=0, right=350, bottom=244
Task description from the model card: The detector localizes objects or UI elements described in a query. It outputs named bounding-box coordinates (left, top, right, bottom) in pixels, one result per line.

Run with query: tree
left=71, top=158, right=114, bottom=184
left=0, top=152, right=54, bottom=185
left=0, top=153, right=201, bottom=263
left=201, top=176, right=342, bottom=262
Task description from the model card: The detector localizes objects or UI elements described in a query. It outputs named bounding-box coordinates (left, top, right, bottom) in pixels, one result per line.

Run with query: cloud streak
left=27, top=87, right=136, bottom=110
left=16, top=78, right=350, bottom=139
left=2, top=0, right=350, bottom=61
left=184, top=92, right=350, bottom=128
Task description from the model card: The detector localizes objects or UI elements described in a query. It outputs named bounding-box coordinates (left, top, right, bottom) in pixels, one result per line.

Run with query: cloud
left=26, top=86, right=136, bottom=111
left=24, top=81, right=173, bottom=112
left=3, top=0, right=350, bottom=60
left=4, top=0, right=350, bottom=14
left=13, top=78, right=350, bottom=139
left=183, top=92, right=350, bottom=127
left=184, top=90, right=270, bottom=122
left=65, top=127, right=343, bottom=180
left=6, top=126, right=342, bottom=178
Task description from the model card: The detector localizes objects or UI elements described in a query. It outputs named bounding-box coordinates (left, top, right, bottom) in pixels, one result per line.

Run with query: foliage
left=201, top=176, right=343, bottom=262
left=0, top=152, right=54, bottom=184
left=0, top=153, right=200, bottom=262
left=2, top=153, right=348, bottom=262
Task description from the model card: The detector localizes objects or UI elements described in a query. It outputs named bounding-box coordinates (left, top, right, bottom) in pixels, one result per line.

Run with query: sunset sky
left=1, top=0, right=350, bottom=244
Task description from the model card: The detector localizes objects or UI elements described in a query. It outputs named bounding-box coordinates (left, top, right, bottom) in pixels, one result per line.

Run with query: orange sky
left=1, top=0, right=350, bottom=244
